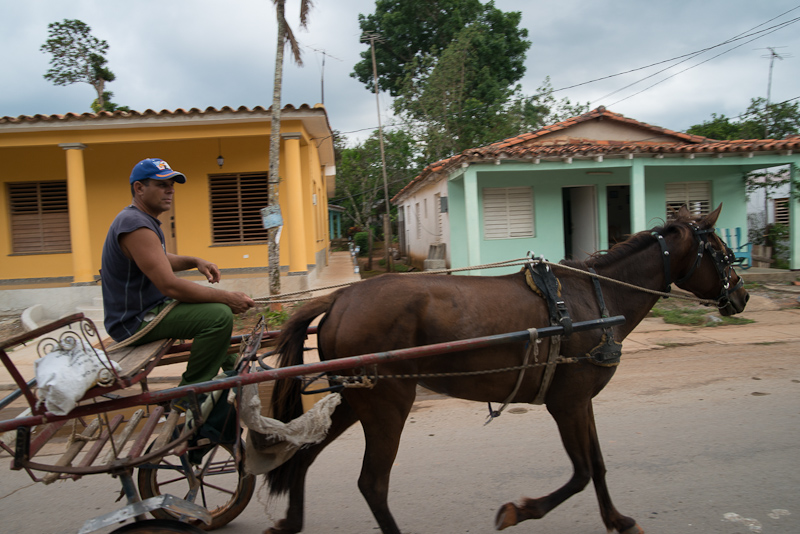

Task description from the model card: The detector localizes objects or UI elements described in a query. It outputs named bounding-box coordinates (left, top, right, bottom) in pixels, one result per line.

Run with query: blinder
left=654, top=224, right=742, bottom=309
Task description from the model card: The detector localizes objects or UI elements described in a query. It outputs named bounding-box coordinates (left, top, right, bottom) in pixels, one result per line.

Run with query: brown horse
left=256, top=205, right=749, bottom=534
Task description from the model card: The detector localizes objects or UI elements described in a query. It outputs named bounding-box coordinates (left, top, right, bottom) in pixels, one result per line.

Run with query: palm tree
left=268, top=0, right=313, bottom=298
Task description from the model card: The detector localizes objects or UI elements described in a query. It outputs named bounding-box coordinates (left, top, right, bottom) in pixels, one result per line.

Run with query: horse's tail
left=265, top=293, right=337, bottom=496
left=270, top=292, right=336, bottom=424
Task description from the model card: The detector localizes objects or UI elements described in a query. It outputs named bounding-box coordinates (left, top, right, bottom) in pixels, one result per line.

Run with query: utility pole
left=362, top=32, right=393, bottom=272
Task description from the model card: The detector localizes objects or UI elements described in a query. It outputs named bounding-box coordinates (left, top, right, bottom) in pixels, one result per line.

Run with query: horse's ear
left=677, top=205, right=692, bottom=220
left=702, top=203, right=723, bottom=228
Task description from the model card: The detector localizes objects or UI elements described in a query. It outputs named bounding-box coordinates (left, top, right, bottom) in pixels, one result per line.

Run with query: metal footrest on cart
left=78, top=494, right=212, bottom=534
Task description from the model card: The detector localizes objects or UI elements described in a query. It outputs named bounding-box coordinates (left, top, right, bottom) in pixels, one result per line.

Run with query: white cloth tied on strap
left=234, top=384, right=340, bottom=474
left=35, top=341, right=121, bottom=416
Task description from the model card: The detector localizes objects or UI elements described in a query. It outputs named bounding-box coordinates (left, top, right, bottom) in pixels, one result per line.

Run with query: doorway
left=562, top=186, right=597, bottom=260
left=606, top=185, right=631, bottom=245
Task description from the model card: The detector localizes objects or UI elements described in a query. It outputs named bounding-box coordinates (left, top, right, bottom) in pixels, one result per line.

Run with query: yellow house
left=0, top=104, right=335, bottom=302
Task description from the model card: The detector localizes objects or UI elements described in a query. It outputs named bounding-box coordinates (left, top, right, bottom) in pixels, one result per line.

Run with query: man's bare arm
left=167, top=253, right=221, bottom=283
left=120, top=228, right=254, bottom=313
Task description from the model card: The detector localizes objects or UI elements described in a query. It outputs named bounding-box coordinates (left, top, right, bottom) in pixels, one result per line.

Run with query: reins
left=252, top=255, right=719, bottom=307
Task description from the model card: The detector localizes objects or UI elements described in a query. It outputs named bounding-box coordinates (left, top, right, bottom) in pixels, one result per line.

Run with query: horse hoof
left=619, top=523, right=644, bottom=534
left=495, top=503, right=519, bottom=530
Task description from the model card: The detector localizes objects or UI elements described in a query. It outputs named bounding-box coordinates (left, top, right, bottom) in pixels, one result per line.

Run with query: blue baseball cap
left=129, top=158, right=187, bottom=184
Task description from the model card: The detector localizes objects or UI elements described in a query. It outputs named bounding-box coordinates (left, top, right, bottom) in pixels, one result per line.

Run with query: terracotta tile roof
left=392, top=106, right=800, bottom=202
left=0, top=104, right=322, bottom=126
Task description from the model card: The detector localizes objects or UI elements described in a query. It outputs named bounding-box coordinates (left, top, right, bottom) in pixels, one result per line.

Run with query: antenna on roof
left=304, top=46, right=343, bottom=106
left=756, top=46, right=792, bottom=137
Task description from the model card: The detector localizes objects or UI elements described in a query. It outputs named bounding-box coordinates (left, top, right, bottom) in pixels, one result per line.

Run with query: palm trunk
left=268, top=2, right=285, bottom=299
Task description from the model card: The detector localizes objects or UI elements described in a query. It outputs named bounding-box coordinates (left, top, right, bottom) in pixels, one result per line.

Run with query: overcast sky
left=2, top=0, right=798, bottom=147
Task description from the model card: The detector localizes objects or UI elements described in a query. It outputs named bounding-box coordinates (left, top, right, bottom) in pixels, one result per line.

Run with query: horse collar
left=525, top=261, right=572, bottom=337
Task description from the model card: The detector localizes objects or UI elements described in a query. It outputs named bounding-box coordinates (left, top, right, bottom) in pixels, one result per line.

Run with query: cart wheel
left=110, top=519, right=207, bottom=533
left=137, top=440, right=255, bottom=531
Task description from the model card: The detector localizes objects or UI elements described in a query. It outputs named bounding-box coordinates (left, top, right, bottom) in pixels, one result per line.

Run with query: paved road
left=1, top=336, right=798, bottom=534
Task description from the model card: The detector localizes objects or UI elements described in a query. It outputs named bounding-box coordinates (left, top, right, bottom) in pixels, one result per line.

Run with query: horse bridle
left=652, top=224, right=743, bottom=309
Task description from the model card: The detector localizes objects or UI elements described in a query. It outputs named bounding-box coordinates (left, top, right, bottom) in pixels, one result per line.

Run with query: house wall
left=0, top=145, right=76, bottom=279
left=535, top=121, right=676, bottom=143
left=446, top=158, right=753, bottom=275
left=0, top=119, right=332, bottom=284
left=398, top=179, right=450, bottom=269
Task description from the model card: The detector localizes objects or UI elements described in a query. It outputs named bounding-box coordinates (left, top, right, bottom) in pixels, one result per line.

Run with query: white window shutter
left=666, top=181, right=711, bottom=220
left=483, top=187, right=534, bottom=239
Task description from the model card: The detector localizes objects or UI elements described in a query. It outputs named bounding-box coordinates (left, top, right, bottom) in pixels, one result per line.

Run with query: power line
left=604, top=18, right=799, bottom=108
left=554, top=6, right=800, bottom=94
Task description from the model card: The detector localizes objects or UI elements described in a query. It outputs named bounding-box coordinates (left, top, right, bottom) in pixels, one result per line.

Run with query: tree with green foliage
left=40, top=19, right=124, bottom=112
left=353, top=1, right=586, bottom=163
left=396, top=55, right=588, bottom=162
left=689, top=97, right=800, bottom=250
left=352, top=0, right=506, bottom=96
left=687, top=97, right=800, bottom=140
left=334, top=129, right=420, bottom=231
left=91, top=91, right=130, bottom=113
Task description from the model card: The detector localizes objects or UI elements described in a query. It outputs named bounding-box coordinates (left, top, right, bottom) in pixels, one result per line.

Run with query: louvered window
left=773, top=197, right=789, bottom=225
left=7, top=181, right=71, bottom=254
left=209, top=173, right=269, bottom=243
left=483, top=187, right=535, bottom=239
left=665, top=181, right=710, bottom=221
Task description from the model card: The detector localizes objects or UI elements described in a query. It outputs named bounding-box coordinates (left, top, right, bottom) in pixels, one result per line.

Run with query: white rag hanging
left=234, top=384, right=340, bottom=474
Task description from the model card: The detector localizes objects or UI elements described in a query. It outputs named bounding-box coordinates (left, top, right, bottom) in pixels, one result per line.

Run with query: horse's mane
left=570, top=215, right=698, bottom=270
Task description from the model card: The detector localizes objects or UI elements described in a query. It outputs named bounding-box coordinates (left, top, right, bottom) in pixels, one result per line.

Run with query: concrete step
left=76, top=296, right=105, bottom=336
left=739, top=268, right=798, bottom=284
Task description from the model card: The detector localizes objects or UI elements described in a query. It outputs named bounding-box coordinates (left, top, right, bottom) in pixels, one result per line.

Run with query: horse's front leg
left=495, top=399, right=641, bottom=533
left=264, top=401, right=359, bottom=534
left=586, top=402, right=644, bottom=534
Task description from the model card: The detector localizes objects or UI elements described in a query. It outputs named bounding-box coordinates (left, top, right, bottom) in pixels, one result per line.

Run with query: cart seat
left=101, top=338, right=176, bottom=380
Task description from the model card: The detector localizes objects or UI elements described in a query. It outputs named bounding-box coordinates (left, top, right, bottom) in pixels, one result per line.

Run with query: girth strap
left=532, top=334, right=561, bottom=405
left=587, top=268, right=622, bottom=367
left=486, top=328, right=540, bottom=423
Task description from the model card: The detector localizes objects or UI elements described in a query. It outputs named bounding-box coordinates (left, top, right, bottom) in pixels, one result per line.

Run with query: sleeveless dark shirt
left=101, top=206, right=169, bottom=341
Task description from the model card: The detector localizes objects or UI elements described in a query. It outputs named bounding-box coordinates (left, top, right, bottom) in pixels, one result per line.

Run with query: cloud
left=2, top=0, right=798, bottom=146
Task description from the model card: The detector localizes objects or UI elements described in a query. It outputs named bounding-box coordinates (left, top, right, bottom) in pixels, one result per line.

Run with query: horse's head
left=663, top=204, right=749, bottom=316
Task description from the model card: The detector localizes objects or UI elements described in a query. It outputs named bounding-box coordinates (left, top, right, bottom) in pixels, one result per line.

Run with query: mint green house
left=393, top=107, right=800, bottom=272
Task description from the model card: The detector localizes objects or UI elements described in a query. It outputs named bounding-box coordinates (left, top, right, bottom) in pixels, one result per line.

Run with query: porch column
left=790, top=164, right=799, bottom=269
left=463, top=167, right=481, bottom=272
left=60, top=143, right=94, bottom=284
left=283, top=133, right=307, bottom=274
left=630, top=158, right=647, bottom=232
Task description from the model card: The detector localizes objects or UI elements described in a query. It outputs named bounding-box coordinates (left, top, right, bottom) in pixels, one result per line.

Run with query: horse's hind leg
left=349, top=382, right=417, bottom=534
left=265, top=400, right=359, bottom=534
left=496, top=399, right=642, bottom=533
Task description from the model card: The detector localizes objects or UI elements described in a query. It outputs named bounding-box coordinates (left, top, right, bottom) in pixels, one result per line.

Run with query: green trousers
left=134, top=301, right=236, bottom=386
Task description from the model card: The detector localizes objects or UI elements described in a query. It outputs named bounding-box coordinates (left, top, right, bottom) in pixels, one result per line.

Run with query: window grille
left=7, top=181, right=71, bottom=253
left=209, top=173, right=270, bottom=243
left=665, top=181, right=710, bottom=220
left=773, top=197, right=789, bottom=225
